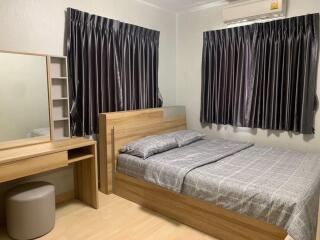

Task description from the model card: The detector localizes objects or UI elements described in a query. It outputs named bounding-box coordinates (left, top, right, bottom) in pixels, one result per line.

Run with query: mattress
left=117, top=139, right=320, bottom=240
left=117, top=153, right=147, bottom=180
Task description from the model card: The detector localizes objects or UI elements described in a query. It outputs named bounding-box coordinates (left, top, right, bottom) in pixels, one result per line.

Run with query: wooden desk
left=0, top=138, right=99, bottom=209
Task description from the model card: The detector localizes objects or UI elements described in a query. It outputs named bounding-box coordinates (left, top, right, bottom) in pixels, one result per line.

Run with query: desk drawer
left=0, top=151, right=68, bottom=183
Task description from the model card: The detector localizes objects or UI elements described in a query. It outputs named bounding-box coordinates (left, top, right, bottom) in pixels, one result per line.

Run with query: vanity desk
left=0, top=138, right=99, bottom=209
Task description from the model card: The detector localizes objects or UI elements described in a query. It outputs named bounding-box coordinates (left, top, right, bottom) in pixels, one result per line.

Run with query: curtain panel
left=67, top=8, right=162, bottom=136
left=201, top=13, right=319, bottom=134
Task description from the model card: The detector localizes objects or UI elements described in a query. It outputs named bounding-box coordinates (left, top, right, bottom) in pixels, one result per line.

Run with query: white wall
left=0, top=0, right=177, bottom=106
left=176, top=0, right=320, bottom=152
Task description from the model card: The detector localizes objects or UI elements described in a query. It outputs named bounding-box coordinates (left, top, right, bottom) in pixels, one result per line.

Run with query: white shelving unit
left=47, top=56, right=71, bottom=140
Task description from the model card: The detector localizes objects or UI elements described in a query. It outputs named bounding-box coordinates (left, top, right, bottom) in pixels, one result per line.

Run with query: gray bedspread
left=117, top=139, right=320, bottom=240
left=143, top=138, right=253, bottom=192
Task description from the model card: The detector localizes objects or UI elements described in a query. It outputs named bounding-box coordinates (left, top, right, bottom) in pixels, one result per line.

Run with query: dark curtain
left=118, top=23, right=160, bottom=110
left=201, top=26, right=252, bottom=127
left=201, top=13, right=319, bottom=134
left=67, top=8, right=162, bottom=136
left=248, top=14, right=319, bottom=133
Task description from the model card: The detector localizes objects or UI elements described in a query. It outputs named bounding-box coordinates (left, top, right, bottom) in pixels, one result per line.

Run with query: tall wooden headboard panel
left=99, top=106, right=187, bottom=194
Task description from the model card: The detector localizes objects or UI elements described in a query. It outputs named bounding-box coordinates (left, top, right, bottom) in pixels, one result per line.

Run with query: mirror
left=0, top=51, right=50, bottom=144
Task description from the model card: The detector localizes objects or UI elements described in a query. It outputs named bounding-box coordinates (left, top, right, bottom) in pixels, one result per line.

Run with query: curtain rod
left=207, top=12, right=318, bottom=32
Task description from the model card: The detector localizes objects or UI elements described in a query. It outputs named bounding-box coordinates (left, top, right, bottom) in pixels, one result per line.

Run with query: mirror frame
left=0, top=50, right=52, bottom=150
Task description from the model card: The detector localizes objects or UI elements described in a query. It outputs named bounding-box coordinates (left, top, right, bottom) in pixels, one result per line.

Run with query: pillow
left=168, top=130, right=205, bottom=147
left=120, top=134, right=178, bottom=159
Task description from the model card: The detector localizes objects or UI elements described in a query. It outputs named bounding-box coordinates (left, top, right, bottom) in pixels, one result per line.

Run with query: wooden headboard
left=99, top=106, right=187, bottom=194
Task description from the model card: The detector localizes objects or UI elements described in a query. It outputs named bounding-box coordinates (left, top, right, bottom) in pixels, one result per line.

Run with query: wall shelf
left=53, top=98, right=68, bottom=101
left=51, top=78, right=68, bottom=99
left=54, top=118, right=69, bottom=121
left=48, top=55, right=71, bottom=140
left=51, top=77, right=67, bottom=79
left=50, top=57, right=67, bottom=78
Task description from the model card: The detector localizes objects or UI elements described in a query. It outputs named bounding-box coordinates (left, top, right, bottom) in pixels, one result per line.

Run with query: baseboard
left=55, top=190, right=75, bottom=204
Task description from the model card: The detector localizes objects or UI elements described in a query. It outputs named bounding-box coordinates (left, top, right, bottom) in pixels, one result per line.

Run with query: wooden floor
left=0, top=192, right=216, bottom=240
left=0, top=192, right=304, bottom=240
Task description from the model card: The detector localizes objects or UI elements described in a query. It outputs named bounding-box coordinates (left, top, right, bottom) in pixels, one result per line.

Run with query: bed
left=99, top=106, right=320, bottom=240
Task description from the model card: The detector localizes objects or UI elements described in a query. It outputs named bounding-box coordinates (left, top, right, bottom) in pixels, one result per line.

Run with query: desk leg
left=74, top=145, right=99, bottom=209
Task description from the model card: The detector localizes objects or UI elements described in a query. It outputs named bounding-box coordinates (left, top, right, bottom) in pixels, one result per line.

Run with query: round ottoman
left=5, top=182, right=55, bottom=240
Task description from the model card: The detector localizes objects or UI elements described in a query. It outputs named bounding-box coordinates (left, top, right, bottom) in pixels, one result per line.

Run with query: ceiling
left=139, top=0, right=226, bottom=12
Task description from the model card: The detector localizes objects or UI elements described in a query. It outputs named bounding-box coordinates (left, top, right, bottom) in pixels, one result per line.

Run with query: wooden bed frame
left=99, top=107, right=288, bottom=240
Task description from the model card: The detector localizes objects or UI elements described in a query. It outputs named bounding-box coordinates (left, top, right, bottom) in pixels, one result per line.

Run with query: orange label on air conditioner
left=271, top=0, right=279, bottom=10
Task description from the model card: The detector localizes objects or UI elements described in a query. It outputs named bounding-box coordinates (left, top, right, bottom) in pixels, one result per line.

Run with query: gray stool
left=5, top=182, right=55, bottom=240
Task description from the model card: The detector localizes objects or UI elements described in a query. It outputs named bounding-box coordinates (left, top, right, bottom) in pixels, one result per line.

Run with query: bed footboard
left=115, top=172, right=287, bottom=240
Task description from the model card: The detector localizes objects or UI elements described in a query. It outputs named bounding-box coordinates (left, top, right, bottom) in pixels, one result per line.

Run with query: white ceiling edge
left=136, top=0, right=229, bottom=15
left=177, top=0, right=229, bottom=14
left=135, top=0, right=176, bottom=13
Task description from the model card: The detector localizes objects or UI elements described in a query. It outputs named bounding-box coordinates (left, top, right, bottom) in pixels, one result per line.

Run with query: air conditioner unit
left=223, top=0, right=287, bottom=24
